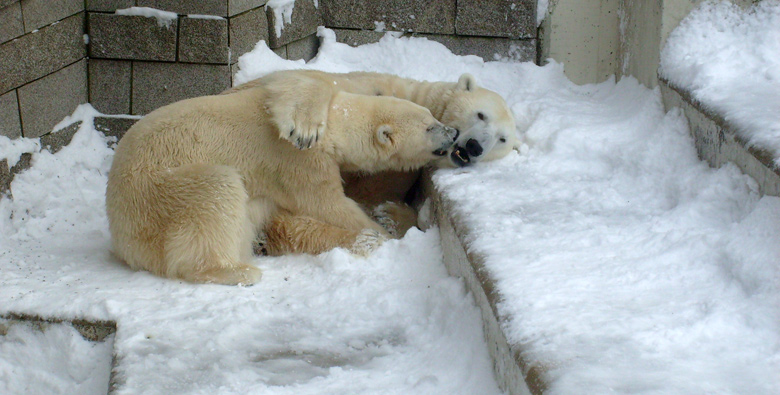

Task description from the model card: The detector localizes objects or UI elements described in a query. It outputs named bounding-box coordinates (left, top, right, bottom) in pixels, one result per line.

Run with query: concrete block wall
left=323, top=0, right=537, bottom=62
left=0, top=2, right=86, bottom=140
left=84, top=0, right=320, bottom=115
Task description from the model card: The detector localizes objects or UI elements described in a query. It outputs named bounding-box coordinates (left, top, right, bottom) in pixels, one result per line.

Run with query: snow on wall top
left=115, top=7, right=177, bottom=28
left=660, top=0, right=780, bottom=165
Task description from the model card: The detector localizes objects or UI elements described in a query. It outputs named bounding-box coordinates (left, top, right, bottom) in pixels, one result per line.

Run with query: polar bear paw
left=276, top=106, right=328, bottom=150
left=349, top=229, right=387, bottom=257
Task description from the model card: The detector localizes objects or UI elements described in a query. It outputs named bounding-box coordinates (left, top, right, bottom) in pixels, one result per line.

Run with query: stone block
left=18, top=59, right=88, bottom=138
left=421, top=34, right=536, bottom=62
left=88, top=12, right=177, bottom=61
left=228, top=0, right=266, bottom=16
left=285, top=33, right=318, bottom=61
left=94, top=116, right=137, bottom=142
left=20, top=0, right=82, bottom=33
left=320, top=0, right=456, bottom=34
left=0, top=90, right=21, bottom=139
left=0, top=1, right=23, bottom=44
left=0, top=0, right=18, bottom=9
left=228, top=6, right=268, bottom=63
left=0, top=12, right=85, bottom=93
left=272, top=45, right=287, bottom=59
left=40, top=121, right=80, bottom=154
left=456, top=0, right=535, bottom=39
left=86, top=0, right=134, bottom=12
left=332, top=28, right=389, bottom=47
left=266, top=0, right=321, bottom=48
left=179, top=16, right=230, bottom=64
left=88, top=59, right=131, bottom=114
left=136, top=0, right=228, bottom=16
left=660, top=80, right=780, bottom=197
left=131, top=61, right=231, bottom=114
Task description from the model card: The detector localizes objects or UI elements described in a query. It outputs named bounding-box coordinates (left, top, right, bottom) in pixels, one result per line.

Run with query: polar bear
left=105, top=85, right=458, bottom=285
left=231, top=70, right=519, bottom=166
left=227, top=70, right=518, bottom=253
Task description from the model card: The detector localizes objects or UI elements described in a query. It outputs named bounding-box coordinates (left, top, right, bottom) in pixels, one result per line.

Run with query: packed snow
left=660, top=0, right=780, bottom=165
left=2, top=23, right=780, bottom=395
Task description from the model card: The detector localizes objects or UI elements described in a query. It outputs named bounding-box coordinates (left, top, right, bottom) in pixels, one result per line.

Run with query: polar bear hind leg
left=159, top=164, right=263, bottom=285
left=265, top=212, right=386, bottom=256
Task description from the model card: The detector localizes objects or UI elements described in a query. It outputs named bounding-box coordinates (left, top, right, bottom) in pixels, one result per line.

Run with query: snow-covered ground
left=2, top=21, right=780, bottom=395
left=0, top=116, right=497, bottom=393
left=660, top=0, right=780, bottom=165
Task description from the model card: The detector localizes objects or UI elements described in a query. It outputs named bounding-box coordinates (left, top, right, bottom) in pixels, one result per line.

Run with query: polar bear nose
left=465, top=138, right=483, bottom=157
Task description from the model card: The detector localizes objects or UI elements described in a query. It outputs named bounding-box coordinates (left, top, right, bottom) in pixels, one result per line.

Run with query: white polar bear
left=227, top=70, right=519, bottom=253
left=105, top=83, right=458, bottom=285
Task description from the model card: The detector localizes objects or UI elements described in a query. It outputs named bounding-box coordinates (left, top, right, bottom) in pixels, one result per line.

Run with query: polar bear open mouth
left=450, top=146, right=471, bottom=167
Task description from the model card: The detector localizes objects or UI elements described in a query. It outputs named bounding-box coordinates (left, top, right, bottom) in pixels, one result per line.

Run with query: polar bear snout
left=427, top=123, right=459, bottom=157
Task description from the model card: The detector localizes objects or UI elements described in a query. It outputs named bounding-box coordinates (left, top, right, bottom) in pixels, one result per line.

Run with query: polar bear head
left=437, top=74, right=518, bottom=167
left=328, top=92, right=459, bottom=173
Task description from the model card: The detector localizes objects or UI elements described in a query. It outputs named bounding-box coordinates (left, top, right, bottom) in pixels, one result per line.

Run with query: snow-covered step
left=421, top=173, right=539, bottom=395
left=0, top=315, right=115, bottom=394
left=659, top=79, right=780, bottom=197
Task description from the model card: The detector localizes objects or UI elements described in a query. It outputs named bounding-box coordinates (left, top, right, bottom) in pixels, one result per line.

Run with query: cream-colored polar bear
left=228, top=70, right=518, bottom=254
left=105, top=84, right=458, bottom=285
left=233, top=70, right=518, bottom=165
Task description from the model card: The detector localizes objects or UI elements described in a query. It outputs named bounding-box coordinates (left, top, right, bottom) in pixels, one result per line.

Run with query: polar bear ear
left=456, top=73, right=478, bottom=92
left=376, top=124, right=393, bottom=145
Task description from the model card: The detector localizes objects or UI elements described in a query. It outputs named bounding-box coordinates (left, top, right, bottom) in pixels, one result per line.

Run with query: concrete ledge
left=660, top=78, right=780, bottom=197
left=1, top=313, right=116, bottom=342
left=421, top=169, right=543, bottom=395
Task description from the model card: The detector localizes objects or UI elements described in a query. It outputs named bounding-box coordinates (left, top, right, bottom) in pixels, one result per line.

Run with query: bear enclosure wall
left=0, top=0, right=539, bottom=193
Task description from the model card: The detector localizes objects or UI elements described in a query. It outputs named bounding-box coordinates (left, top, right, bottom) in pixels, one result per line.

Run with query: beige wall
left=540, top=0, right=761, bottom=87
left=539, top=0, right=620, bottom=85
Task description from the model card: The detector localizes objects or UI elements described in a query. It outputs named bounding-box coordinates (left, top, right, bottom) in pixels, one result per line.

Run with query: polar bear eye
left=499, top=137, right=507, bottom=143
left=477, top=112, right=486, bottom=121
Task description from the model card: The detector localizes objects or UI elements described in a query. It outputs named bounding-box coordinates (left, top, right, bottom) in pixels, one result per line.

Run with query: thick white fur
left=106, top=85, right=456, bottom=285
left=231, top=70, right=519, bottom=162
left=228, top=70, right=518, bottom=254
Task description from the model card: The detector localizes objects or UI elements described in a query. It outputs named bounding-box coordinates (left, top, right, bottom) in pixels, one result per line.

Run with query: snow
left=0, top=319, right=113, bottom=394
left=2, top=23, right=780, bottom=394
left=266, top=0, right=297, bottom=38
left=187, top=14, right=225, bottom=20
left=432, top=72, right=780, bottom=393
left=0, top=136, right=38, bottom=169
left=115, top=7, right=177, bottom=28
left=537, top=0, right=549, bottom=26
left=659, top=0, right=780, bottom=165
